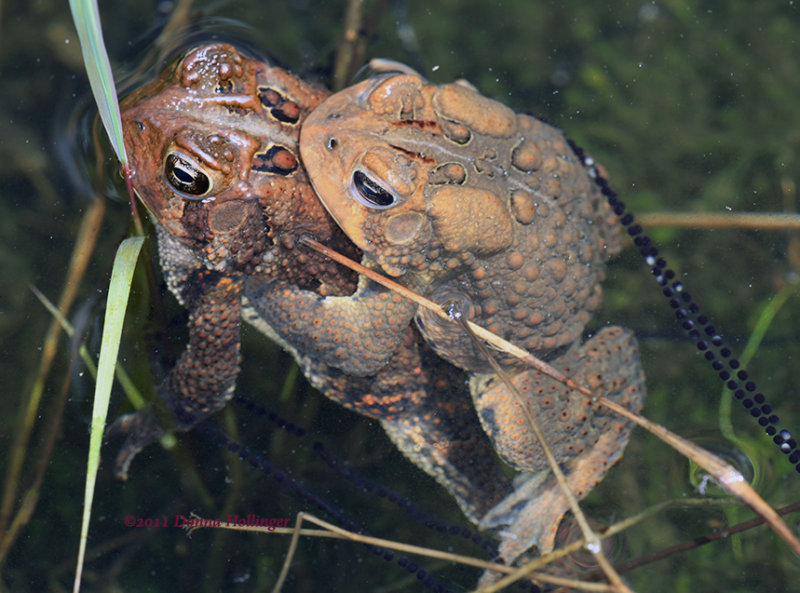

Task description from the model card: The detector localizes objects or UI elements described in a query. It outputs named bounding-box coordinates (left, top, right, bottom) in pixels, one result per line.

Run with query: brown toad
left=298, top=68, right=646, bottom=558
left=113, top=43, right=512, bottom=522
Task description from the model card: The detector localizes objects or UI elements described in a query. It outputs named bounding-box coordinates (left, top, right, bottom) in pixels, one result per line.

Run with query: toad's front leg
left=244, top=274, right=417, bottom=377
left=110, top=270, right=243, bottom=479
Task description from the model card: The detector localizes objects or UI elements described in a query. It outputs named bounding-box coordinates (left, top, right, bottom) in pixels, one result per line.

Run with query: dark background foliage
left=1, top=1, right=799, bottom=591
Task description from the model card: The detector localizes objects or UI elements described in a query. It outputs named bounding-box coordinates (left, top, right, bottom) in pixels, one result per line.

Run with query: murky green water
left=2, top=1, right=799, bottom=592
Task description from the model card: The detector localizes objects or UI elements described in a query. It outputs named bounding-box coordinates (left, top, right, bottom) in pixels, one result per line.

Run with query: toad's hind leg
left=287, top=326, right=513, bottom=523
left=377, top=337, right=514, bottom=522
left=474, top=326, right=645, bottom=562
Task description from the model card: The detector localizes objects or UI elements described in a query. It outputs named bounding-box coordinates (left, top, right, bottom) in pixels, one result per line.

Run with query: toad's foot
left=479, top=426, right=631, bottom=567
left=107, top=407, right=167, bottom=481
left=475, top=326, right=645, bottom=564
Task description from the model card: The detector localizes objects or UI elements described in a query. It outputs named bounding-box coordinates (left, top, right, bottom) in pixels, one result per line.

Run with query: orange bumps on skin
left=429, top=162, right=467, bottom=185
left=507, top=251, right=524, bottom=269
left=432, top=83, right=516, bottom=138
left=509, top=189, right=536, bottom=224
left=546, top=259, right=568, bottom=282
left=367, top=74, right=424, bottom=116
left=511, top=139, right=543, bottom=172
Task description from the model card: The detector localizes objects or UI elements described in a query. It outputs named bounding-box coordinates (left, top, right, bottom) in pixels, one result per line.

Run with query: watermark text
left=124, top=514, right=291, bottom=531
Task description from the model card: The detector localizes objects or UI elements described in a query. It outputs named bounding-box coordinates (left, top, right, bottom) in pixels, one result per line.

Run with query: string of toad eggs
left=200, top=399, right=500, bottom=593
left=567, top=139, right=800, bottom=474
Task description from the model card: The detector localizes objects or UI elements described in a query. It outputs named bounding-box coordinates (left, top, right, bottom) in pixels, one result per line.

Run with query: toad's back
left=300, top=71, right=622, bottom=370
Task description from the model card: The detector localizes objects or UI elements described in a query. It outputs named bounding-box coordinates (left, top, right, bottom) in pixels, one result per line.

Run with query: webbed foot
left=106, top=407, right=168, bottom=481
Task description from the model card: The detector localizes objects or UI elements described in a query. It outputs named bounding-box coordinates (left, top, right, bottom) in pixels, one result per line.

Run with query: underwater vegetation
left=1, top=1, right=800, bottom=592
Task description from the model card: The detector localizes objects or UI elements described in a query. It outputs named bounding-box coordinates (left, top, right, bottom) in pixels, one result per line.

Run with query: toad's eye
left=164, top=152, right=211, bottom=198
left=351, top=170, right=397, bottom=209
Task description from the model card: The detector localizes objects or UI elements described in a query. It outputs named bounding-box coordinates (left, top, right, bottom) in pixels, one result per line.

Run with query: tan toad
left=300, top=70, right=624, bottom=371
left=298, top=68, right=646, bottom=559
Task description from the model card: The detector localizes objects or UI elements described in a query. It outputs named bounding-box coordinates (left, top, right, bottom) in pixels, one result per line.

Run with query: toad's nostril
left=327, top=137, right=338, bottom=150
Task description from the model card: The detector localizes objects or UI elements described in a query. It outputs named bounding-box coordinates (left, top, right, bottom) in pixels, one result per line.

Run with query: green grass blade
left=30, top=283, right=147, bottom=409
left=72, top=236, right=144, bottom=593
left=68, top=0, right=127, bottom=165
left=719, top=283, right=796, bottom=441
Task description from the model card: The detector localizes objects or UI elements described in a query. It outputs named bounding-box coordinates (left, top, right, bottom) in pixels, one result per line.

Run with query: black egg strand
left=567, top=139, right=799, bottom=473
left=231, top=395, right=540, bottom=590
left=231, top=399, right=548, bottom=590
left=312, top=440, right=499, bottom=554
left=233, top=394, right=499, bottom=552
left=195, top=420, right=352, bottom=528
left=197, top=419, right=466, bottom=593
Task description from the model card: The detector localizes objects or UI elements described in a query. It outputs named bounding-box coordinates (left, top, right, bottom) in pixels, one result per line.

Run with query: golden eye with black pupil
left=352, top=170, right=396, bottom=208
left=164, top=152, right=211, bottom=198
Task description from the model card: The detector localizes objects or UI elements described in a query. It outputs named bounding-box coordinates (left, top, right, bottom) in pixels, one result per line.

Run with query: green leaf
left=68, top=0, right=127, bottom=165
left=72, top=236, right=144, bottom=593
